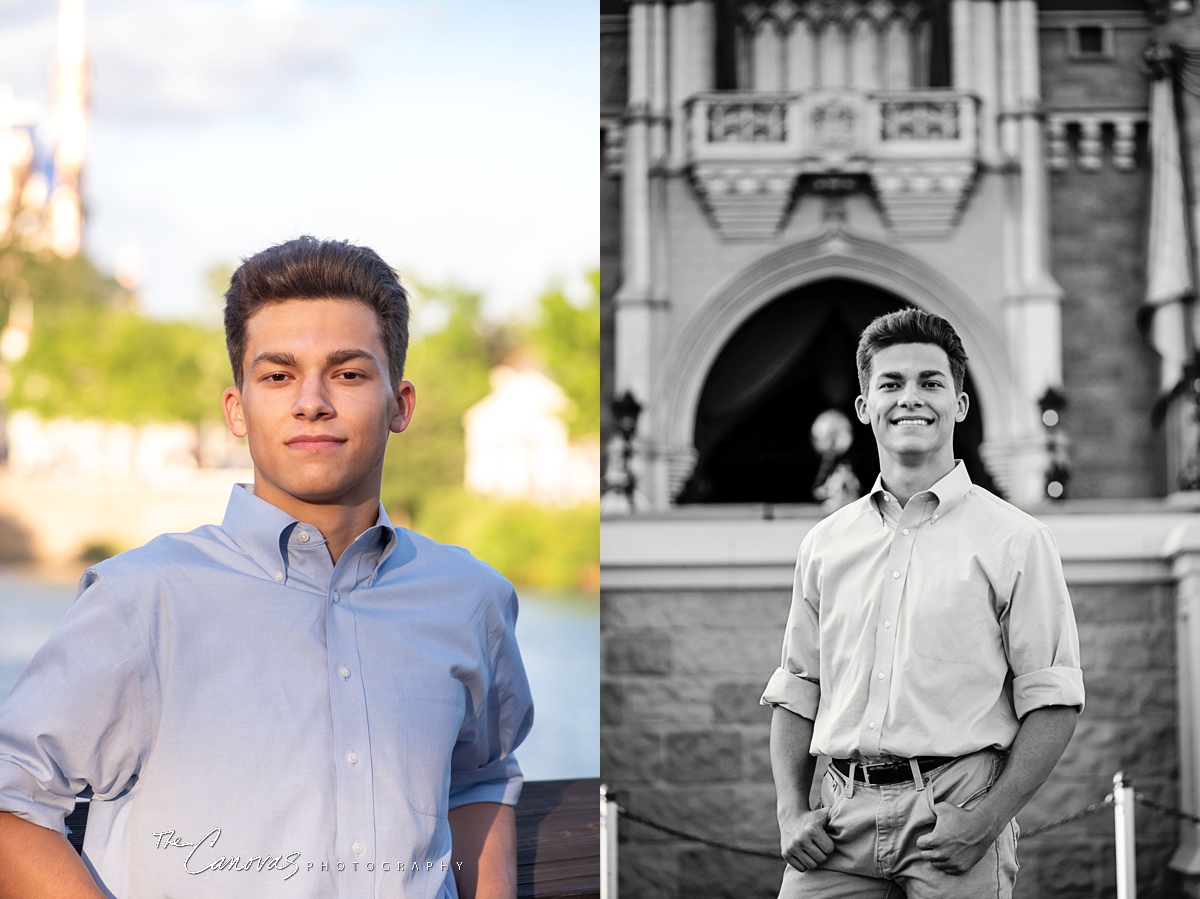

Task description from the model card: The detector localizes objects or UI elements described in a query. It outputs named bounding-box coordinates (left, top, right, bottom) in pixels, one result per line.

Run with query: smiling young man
left=0, top=237, right=533, bottom=899
left=760, top=309, right=1084, bottom=898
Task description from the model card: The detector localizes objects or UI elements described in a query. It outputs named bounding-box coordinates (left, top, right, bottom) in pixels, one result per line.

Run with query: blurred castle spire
left=48, top=0, right=87, bottom=257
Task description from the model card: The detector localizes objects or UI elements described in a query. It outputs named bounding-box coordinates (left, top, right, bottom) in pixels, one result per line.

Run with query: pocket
left=395, top=675, right=466, bottom=819
left=928, top=752, right=1001, bottom=810
left=820, top=768, right=848, bottom=821
left=911, top=578, right=993, bottom=664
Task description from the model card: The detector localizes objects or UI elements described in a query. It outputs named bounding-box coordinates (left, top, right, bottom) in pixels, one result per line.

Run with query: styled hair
left=855, top=309, right=968, bottom=396
left=223, top=236, right=410, bottom=389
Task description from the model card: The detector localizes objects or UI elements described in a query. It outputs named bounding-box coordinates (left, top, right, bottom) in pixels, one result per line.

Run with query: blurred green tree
left=524, top=269, right=600, bottom=436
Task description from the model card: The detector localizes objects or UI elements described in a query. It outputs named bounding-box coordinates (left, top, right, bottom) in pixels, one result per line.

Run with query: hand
left=915, top=802, right=1002, bottom=874
left=779, top=807, right=834, bottom=873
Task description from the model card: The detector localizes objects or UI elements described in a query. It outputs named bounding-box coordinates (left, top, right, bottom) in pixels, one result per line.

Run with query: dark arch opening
left=677, top=278, right=998, bottom=504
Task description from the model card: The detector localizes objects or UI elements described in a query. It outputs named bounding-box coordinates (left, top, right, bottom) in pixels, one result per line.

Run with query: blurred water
left=0, top=567, right=598, bottom=782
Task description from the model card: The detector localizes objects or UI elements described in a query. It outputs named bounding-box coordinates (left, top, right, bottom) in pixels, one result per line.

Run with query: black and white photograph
left=601, top=4, right=1200, bottom=897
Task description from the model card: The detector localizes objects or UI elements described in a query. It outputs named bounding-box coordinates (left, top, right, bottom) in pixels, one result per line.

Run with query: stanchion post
left=601, top=784, right=619, bottom=899
left=1114, top=771, right=1138, bottom=899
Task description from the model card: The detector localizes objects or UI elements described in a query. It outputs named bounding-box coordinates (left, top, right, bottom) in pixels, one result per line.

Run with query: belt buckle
left=858, top=759, right=898, bottom=785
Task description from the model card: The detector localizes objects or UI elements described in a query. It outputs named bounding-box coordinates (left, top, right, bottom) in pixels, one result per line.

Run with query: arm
left=915, top=704, right=1078, bottom=873
left=0, top=812, right=106, bottom=899
left=448, top=801, right=517, bottom=899
left=770, top=706, right=834, bottom=872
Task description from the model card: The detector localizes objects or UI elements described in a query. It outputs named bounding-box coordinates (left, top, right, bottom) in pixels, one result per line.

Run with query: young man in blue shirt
left=0, top=237, right=534, bottom=899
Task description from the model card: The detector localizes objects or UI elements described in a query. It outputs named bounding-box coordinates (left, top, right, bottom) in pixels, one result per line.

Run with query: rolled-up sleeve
left=0, top=571, right=154, bottom=835
left=1004, top=527, right=1085, bottom=718
left=760, top=529, right=822, bottom=719
left=448, top=586, right=534, bottom=809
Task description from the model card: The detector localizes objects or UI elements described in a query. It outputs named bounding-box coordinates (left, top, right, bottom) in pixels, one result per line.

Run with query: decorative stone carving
left=1044, top=111, right=1146, bottom=171
left=690, top=162, right=804, bottom=240
left=687, top=89, right=978, bottom=239
left=868, top=159, right=978, bottom=239
left=602, top=118, right=624, bottom=176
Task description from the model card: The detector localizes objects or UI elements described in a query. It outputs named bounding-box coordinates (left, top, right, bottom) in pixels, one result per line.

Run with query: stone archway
left=658, top=230, right=1015, bottom=501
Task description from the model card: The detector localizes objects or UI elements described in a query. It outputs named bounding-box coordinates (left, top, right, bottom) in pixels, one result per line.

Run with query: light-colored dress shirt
left=0, top=485, right=534, bottom=899
left=761, top=462, right=1084, bottom=761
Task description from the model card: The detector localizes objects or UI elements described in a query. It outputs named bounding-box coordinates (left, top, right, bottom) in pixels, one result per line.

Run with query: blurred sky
left=0, top=0, right=598, bottom=322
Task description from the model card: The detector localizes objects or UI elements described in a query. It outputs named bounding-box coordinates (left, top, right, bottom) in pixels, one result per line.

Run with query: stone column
left=973, top=0, right=1001, bottom=164
left=951, top=0, right=972, bottom=91
left=669, top=0, right=715, bottom=169
left=1167, top=520, right=1200, bottom=895
left=996, top=0, right=1063, bottom=507
left=615, top=0, right=671, bottom=508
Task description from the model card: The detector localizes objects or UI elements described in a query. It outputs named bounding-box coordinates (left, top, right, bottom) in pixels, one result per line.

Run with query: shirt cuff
left=1012, top=666, right=1086, bottom=718
left=0, top=759, right=72, bottom=836
left=759, top=667, right=820, bottom=720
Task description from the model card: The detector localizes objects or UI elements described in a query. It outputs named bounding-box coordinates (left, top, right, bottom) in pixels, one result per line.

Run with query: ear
left=223, top=386, right=247, bottom=438
left=955, top=391, right=970, bottom=422
left=854, top=394, right=870, bottom=425
left=390, top=380, right=416, bottom=434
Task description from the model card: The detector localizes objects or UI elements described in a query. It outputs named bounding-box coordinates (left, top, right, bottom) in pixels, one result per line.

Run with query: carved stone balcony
left=686, top=89, right=980, bottom=240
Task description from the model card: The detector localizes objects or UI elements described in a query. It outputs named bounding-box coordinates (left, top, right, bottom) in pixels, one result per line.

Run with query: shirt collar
left=868, top=460, right=973, bottom=516
left=221, top=484, right=398, bottom=580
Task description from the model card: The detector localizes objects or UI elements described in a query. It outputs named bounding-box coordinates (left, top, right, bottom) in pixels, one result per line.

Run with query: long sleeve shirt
left=761, top=462, right=1084, bottom=760
left=0, top=484, right=534, bottom=899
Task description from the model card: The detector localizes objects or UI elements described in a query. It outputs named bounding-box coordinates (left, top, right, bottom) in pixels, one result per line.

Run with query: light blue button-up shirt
left=0, top=485, right=534, bottom=899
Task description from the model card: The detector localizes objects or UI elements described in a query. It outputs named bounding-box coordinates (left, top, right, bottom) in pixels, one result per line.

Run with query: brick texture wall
left=601, top=582, right=1180, bottom=898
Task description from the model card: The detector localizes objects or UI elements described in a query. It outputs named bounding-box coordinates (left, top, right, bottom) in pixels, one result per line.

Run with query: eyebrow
left=249, top=348, right=384, bottom=372
left=875, top=369, right=948, bottom=381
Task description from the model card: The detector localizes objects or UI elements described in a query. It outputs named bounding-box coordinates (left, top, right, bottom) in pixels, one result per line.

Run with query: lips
left=285, top=435, right=347, bottom=448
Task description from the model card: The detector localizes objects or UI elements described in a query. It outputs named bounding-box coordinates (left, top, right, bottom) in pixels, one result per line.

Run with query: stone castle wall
left=601, top=512, right=1190, bottom=898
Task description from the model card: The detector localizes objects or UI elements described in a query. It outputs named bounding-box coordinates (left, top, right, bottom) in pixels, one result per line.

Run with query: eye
left=264, top=372, right=290, bottom=383
left=924, top=380, right=943, bottom=389
left=336, top=371, right=365, bottom=381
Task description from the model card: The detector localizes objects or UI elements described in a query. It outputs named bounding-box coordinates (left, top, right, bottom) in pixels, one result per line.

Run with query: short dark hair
left=223, top=236, right=410, bottom=389
left=856, top=309, right=968, bottom=395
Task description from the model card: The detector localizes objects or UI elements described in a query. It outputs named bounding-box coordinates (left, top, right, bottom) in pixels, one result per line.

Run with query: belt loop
left=847, top=762, right=857, bottom=799
left=909, top=758, right=925, bottom=791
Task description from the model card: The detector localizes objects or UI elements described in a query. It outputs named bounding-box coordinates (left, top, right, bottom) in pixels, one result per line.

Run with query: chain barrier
left=1020, top=795, right=1112, bottom=839
left=617, top=805, right=780, bottom=859
left=615, top=786, right=1200, bottom=856
left=1134, top=793, right=1200, bottom=826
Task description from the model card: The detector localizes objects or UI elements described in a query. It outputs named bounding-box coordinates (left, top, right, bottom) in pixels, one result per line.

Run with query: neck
left=877, top=454, right=956, bottom=507
left=253, top=482, right=382, bottom=564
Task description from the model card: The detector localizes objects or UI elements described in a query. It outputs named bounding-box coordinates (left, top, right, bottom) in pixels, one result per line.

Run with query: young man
left=760, top=309, right=1084, bottom=898
left=0, top=237, right=533, bottom=899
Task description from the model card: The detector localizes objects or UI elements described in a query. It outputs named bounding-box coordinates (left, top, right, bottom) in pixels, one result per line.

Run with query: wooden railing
left=66, top=777, right=600, bottom=899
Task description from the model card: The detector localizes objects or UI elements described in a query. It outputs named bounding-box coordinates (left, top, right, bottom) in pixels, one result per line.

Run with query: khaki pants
left=778, top=751, right=1019, bottom=899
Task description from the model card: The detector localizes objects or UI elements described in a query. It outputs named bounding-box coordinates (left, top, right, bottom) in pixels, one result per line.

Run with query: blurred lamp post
left=1038, top=387, right=1069, bottom=501
left=602, top=391, right=642, bottom=513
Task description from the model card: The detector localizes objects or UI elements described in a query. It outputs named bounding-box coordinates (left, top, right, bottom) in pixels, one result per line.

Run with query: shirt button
left=878, top=672, right=885, bottom=679
left=932, top=514, right=939, bottom=522
left=902, top=528, right=909, bottom=535
left=892, top=571, right=900, bottom=579
left=273, top=571, right=283, bottom=582
left=348, top=752, right=359, bottom=764
left=352, top=841, right=364, bottom=855
left=868, top=721, right=877, bottom=729
left=883, top=493, right=892, bottom=502
left=339, top=666, right=351, bottom=679
left=884, top=620, right=892, bottom=628
left=333, top=592, right=340, bottom=603
left=297, top=531, right=310, bottom=543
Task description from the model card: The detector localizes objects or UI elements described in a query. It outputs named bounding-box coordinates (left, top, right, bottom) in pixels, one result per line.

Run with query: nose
left=898, top=382, right=924, bottom=407
left=292, top=373, right=334, bottom=420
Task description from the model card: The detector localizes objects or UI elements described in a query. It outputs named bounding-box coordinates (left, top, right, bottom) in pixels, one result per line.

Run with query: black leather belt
left=829, top=756, right=955, bottom=785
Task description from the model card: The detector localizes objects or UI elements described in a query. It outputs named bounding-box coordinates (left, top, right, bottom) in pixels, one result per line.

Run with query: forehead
left=870, top=342, right=951, bottom=376
left=244, top=298, right=384, bottom=350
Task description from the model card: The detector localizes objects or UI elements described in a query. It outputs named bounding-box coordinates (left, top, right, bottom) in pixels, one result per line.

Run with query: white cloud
left=88, top=0, right=393, bottom=123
